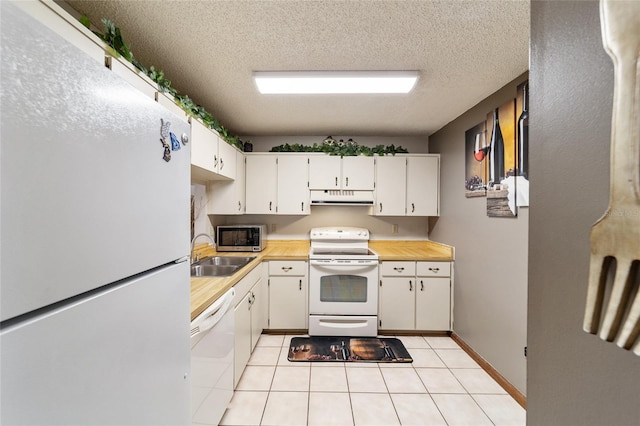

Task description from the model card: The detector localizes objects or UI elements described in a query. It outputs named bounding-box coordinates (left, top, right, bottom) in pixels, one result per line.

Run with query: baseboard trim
left=451, top=332, right=527, bottom=409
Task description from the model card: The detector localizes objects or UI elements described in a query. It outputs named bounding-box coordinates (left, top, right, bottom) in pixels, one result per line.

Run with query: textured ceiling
left=65, top=0, right=529, bottom=138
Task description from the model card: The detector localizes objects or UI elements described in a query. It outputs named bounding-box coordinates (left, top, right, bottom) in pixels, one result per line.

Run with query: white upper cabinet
left=308, top=155, right=374, bottom=190
left=190, top=118, right=218, bottom=177
left=107, top=56, right=157, bottom=100
left=308, top=155, right=340, bottom=189
left=217, top=138, right=237, bottom=180
left=277, top=155, right=310, bottom=215
left=190, top=118, right=238, bottom=183
left=13, top=1, right=105, bottom=64
left=245, top=155, right=278, bottom=214
left=373, top=154, right=440, bottom=217
left=407, top=155, right=439, bottom=216
left=244, top=154, right=309, bottom=215
left=156, top=92, right=188, bottom=122
left=375, top=156, right=407, bottom=216
left=342, top=156, right=375, bottom=190
left=207, top=152, right=245, bottom=215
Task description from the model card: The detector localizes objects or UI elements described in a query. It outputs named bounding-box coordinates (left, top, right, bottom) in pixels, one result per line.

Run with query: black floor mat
left=288, top=336, right=412, bottom=363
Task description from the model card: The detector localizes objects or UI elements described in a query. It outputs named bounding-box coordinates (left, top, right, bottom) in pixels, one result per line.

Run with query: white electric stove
left=308, top=227, right=379, bottom=337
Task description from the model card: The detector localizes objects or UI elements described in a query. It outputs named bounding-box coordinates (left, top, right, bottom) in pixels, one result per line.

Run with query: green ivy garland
left=270, top=138, right=408, bottom=156
left=80, top=17, right=245, bottom=150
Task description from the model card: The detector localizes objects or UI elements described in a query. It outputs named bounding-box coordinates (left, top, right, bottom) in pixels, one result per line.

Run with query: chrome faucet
left=190, top=233, right=215, bottom=264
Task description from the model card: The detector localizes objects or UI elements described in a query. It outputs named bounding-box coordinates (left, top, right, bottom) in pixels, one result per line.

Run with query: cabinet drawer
left=380, top=261, right=415, bottom=276
left=232, top=263, right=263, bottom=307
left=416, top=261, right=451, bottom=277
left=269, top=260, right=307, bottom=276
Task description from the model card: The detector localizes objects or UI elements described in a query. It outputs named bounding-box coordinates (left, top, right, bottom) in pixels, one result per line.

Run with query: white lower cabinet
left=233, top=264, right=266, bottom=388
left=267, top=261, right=308, bottom=330
left=379, top=261, right=452, bottom=331
left=233, top=292, right=252, bottom=389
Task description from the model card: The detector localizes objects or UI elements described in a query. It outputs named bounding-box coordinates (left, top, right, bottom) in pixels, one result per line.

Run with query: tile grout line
left=251, top=335, right=516, bottom=425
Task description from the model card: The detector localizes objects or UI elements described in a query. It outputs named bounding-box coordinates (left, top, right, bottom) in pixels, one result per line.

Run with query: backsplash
left=214, top=209, right=430, bottom=240
left=191, top=184, right=212, bottom=237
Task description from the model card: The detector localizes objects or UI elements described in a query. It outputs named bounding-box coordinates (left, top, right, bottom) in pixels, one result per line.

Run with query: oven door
left=309, top=260, right=378, bottom=316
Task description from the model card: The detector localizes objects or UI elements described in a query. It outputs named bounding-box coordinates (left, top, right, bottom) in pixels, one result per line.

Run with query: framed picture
left=464, top=80, right=529, bottom=217
left=464, top=121, right=489, bottom=198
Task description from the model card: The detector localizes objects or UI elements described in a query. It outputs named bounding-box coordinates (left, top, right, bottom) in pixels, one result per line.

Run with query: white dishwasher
left=191, top=288, right=235, bottom=426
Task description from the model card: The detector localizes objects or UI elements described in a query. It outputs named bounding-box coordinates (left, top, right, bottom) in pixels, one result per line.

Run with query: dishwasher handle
left=190, top=288, right=235, bottom=338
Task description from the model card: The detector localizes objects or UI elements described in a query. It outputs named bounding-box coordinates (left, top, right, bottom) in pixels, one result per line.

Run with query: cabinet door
left=407, top=156, right=439, bottom=216
left=156, top=92, right=188, bottom=121
left=374, top=156, right=406, bottom=216
left=108, top=56, right=157, bottom=100
left=378, top=277, right=415, bottom=330
left=217, top=140, right=237, bottom=180
left=245, top=155, right=277, bottom=214
left=190, top=119, right=218, bottom=175
left=308, top=155, right=340, bottom=189
left=269, top=276, right=307, bottom=329
left=207, top=153, right=245, bottom=215
left=250, top=278, right=267, bottom=351
left=416, top=277, right=451, bottom=331
left=277, top=155, right=310, bottom=215
left=233, top=293, right=252, bottom=388
left=342, top=156, right=375, bottom=190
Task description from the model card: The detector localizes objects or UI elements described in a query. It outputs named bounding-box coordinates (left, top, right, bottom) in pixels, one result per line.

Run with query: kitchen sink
left=190, top=256, right=256, bottom=277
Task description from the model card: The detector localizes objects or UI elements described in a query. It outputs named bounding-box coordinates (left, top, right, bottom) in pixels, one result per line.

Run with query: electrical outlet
left=271, top=224, right=277, bottom=232
left=392, top=224, right=398, bottom=234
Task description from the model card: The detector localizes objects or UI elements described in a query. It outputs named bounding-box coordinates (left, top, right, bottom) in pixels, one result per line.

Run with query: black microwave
left=216, top=225, right=267, bottom=252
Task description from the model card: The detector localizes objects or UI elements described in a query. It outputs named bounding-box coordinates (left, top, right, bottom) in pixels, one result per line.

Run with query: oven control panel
left=310, top=227, right=369, bottom=240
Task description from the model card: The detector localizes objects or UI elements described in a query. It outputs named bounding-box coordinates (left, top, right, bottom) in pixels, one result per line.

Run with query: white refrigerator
left=1, top=1, right=191, bottom=424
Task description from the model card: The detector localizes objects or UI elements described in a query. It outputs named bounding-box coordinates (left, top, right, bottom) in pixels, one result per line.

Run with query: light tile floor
left=220, top=334, right=526, bottom=426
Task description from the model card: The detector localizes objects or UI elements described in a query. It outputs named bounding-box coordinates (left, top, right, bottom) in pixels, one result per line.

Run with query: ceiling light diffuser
left=253, top=71, right=419, bottom=94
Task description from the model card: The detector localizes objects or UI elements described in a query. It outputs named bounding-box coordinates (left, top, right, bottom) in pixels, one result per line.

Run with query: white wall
left=527, top=1, right=640, bottom=424
left=211, top=207, right=430, bottom=240
left=191, top=184, right=212, bottom=237
left=428, top=73, right=529, bottom=395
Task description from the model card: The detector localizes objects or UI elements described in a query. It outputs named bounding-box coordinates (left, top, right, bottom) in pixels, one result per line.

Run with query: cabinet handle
left=269, top=201, right=272, bottom=211
left=379, top=202, right=383, bottom=213
left=281, top=266, right=293, bottom=272
left=428, top=267, right=440, bottom=273
left=409, top=280, right=413, bottom=291
left=420, top=280, right=424, bottom=291
left=335, top=177, right=338, bottom=186
left=299, top=279, right=302, bottom=290
left=412, top=203, right=415, bottom=213
left=220, top=158, right=224, bottom=170
left=346, top=177, right=349, bottom=187
left=238, top=201, right=242, bottom=211
left=393, top=267, right=405, bottom=272
left=301, top=201, right=304, bottom=211
left=213, top=155, right=218, bottom=168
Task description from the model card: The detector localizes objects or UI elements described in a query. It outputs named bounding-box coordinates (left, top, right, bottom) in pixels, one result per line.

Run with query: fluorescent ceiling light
left=253, top=71, right=418, bottom=94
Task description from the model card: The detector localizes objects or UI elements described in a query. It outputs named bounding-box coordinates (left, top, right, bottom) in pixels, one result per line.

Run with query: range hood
left=310, top=189, right=375, bottom=206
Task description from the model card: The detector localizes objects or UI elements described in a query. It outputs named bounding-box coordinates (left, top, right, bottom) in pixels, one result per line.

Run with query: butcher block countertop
left=190, top=240, right=309, bottom=321
left=190, top=239, right=453, bottom=320
left=369, top=240, right=454, bottom=261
